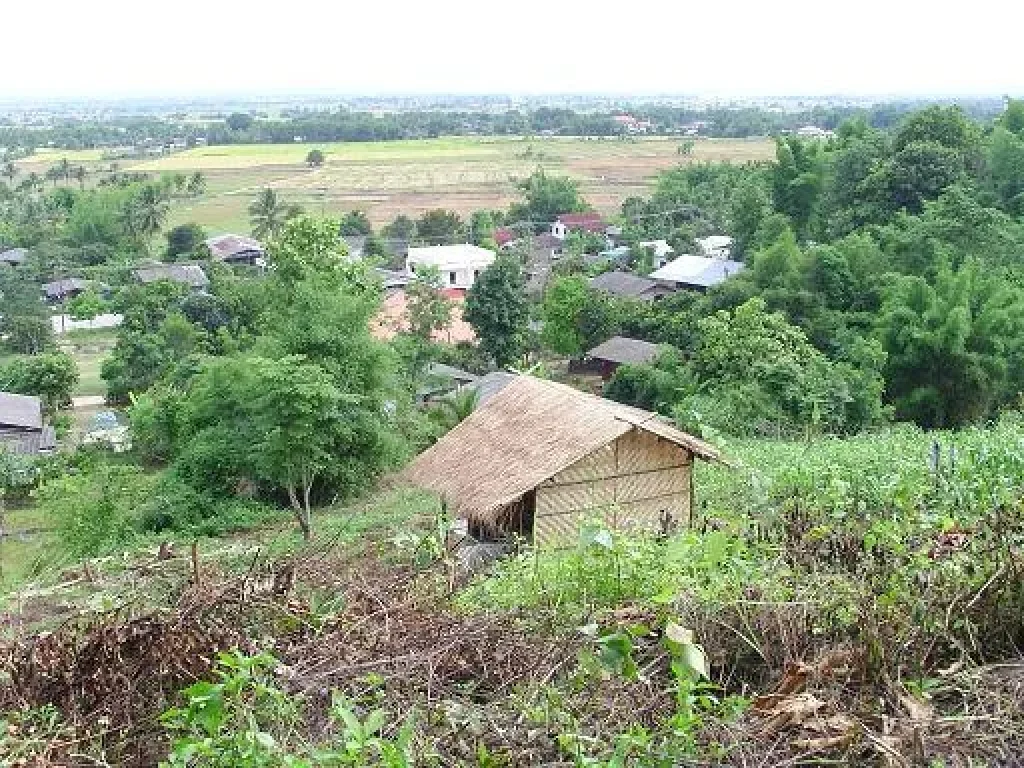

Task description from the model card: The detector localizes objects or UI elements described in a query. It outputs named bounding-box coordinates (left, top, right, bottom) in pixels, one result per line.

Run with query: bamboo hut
left=403, top=375, right=720, bottom=546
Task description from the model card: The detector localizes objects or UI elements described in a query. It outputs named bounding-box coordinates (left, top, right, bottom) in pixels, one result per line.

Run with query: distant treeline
left=0, top=99, right=1007, bottom=150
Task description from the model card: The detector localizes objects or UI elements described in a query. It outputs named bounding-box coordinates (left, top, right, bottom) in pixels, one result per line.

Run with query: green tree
left=226, top=112, right=254, bottom=132
left=877, top=265, right=1024, bottom=428
left=248, top=188, right=300, bottom=240
left=68, top=289, right=105, bottom=321
left=133, top=183, right=170, bottom=239
left=772, top=136, right=824, bottom=239
left=186, top=172, right=206, bottom=197
left=416, top=209, right=463, bottom=245
left=405, top=265, right=452, bottom=342
left=0, top=352, right=78, bottom=412
left=305, top=148, right=326, bottom=167
left=469, top=210, right=495, bottom=245
left=384, top=214, right=416, bottom=241
left=1, top=162, right=16, bottom=185
left=540, top=275, right=614, bottom=357
left=464, top=254, right=529, bottom=368
left=511, top=169, right=586, bottom=223
left=166, top=222, right=207, bottom=259
left=339, top=210, right=372, bottom=236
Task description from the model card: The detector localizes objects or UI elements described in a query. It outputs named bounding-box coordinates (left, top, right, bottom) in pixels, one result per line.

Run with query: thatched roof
left=402, top=375, right=719, bottom=525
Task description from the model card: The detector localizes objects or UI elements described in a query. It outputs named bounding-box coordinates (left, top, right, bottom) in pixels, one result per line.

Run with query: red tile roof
left=556, top=212, right=606, bottom=232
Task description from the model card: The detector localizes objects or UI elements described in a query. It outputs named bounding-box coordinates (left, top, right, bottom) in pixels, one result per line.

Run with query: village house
left=406, top=244, right=496, bottom=290
left=696, top=235, right=734, bottom=260
left=0, top=247, right=29, bottom=267
left=639, top=240, right=675, bottom=268
left=133, top=264, right=210, bottom=291
left=550, top=212, right=608, bottom=241
left=205, top=234, right=265, bottom=266
left=418, top=363, right=480, bottom=405
left=403, top=375, right=720, bottom=546
left=372, top=286, right=476, bottom=345
left=0, top=392, right=56, bottom=456
left=649, top=254, right=745, bottom=291
left=589, top=270, right=677, bottom=301
left=42, top=278, right=91, bottom=303
left=577, top=336, right=662, bottom=380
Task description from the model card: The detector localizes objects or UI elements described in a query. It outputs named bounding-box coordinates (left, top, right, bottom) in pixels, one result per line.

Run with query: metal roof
left=0, top=392, right=43, bottom=430
left=589, top=270, right=664, bottom=298
left=586, top=336, right=662, bottom=366
left=649, top=255, right=745, bottom=288
left=134, top=264, right=209, bottom=288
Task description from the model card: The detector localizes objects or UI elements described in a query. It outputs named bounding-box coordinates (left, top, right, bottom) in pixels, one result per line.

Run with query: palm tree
left=25, top=172, right=43, bottom=193
left=248, top=188, right=297, bottom=239
left=133, top=184, right=170, bottom=238
left=186, top=171, right=206, bottom=197
left=45, top=166, right=61, bottom=187
left=72, top=165, right=87, bottom=190
left=172, top=172, right=187, bottom=196
left=57, top=157, right=72, bottom=184
left=1, top=162, right=16, bottom=184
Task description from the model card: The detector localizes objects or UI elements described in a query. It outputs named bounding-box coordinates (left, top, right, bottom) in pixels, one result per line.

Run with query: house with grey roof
left=133, top=264, right=209, bottom=290
left=418, top=363, right=480, bottom=405
left=576, top=336, right=662, bottom=380
left=0, top=392, right=56, bottom=456
left=589, top=270, right=677, bottom=302
left=42, top=277, right=90, bottom=302
left=649, top=254, right=744, bottom=291
left=205, top=234, right=265, bottom=266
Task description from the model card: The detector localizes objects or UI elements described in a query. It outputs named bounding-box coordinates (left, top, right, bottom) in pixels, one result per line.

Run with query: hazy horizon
left=3, top=0, right=1023, bottom=101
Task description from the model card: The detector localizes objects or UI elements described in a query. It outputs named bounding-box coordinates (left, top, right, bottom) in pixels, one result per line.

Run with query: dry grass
left=147, top=136, right=773, bottom=232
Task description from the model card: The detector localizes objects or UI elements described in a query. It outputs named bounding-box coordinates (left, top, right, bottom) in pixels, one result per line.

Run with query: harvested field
left=127, top=136, right=775, bottom=232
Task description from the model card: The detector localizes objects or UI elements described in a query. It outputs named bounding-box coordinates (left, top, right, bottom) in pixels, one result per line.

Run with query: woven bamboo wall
left=533, top=428, right=692, bottom=546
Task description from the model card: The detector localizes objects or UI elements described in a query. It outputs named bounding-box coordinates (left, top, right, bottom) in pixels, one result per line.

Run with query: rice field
left=17, top=136, right=772, bottom=234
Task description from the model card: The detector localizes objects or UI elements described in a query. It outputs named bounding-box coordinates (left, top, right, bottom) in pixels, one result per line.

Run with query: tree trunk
left=286, top=486, right=311, bottom=542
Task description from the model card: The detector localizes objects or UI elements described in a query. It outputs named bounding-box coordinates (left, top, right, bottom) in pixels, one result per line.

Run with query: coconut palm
left=1, top=162, right=16, bottom=184
left=45, top=166, right=61, bottom=187
left=172, top=172, right=187, bottom=196
left=57, top=157, right=72, bottom=183
left=133, top=184, right=170, bottom=238
left=186, top=171, right=206, bottom=197
left=248, top=188, right=299, bottom=239
left=72, top=165, right=87, bottom=190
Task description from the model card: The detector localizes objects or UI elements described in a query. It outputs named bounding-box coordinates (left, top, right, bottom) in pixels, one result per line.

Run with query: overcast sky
left=2, top=0, right=1022, bottom=100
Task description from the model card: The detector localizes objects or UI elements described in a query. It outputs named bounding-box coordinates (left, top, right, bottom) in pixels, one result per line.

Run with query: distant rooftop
left=134, top=263, right=209, bottom=288
left=205, top=234, right=264, bottom=261
left=649, top=254, right=744, bottom=288
left=587, top=336, right=661, bottom=366
left=0, top=391, right=43, bottom=430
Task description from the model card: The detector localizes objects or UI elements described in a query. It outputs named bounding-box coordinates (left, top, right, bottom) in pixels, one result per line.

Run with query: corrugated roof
left=587, top=336, right=661, bottom=365
left=0, top=392, right=43, bottom=430
left=0, top=425, right=56, bottom=455
left=205, top=234, right=264, bottom=260
left=649, top=255, right=745, bottom=288
left=42, top=277, right=90, bottom=299
left=134, top=264, right=209, bottom=288
left=402, top=375, right=719, bottom=525
left=589, top=270, right=663, bottom=298
left=407, top=244, right=496, bottom=269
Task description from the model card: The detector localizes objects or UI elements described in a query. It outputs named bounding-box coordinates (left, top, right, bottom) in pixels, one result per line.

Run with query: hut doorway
left=467, top=490, right=536, bottom=543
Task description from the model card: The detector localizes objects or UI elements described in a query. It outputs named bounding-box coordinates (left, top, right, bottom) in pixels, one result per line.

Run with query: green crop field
left=16, top=136, right=773, bottom=234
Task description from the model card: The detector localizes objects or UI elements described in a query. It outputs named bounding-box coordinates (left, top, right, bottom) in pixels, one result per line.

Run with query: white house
left=406, top=244, right=496, bottom=290
left=639, top=239, right=675, bottom=268
left=696, top=235, right=734, bottom=260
